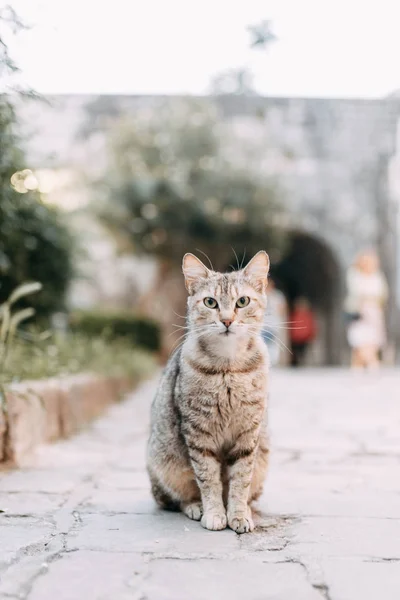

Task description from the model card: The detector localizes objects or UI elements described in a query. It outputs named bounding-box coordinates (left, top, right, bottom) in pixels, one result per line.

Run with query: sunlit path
left=0, top=369, right=399, bottom=599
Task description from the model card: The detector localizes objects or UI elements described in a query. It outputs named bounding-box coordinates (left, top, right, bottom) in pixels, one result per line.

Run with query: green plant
left=3, top=333, right=155, bottom=384
left=0, top=195, right=74, bottom=316
left=0, top=281, right=42, bottom=410
left=70, top=311, right=161, bottom=352
left=83, top=98, right=287, bottom=272
left=1, top=8, right=73, bottom=317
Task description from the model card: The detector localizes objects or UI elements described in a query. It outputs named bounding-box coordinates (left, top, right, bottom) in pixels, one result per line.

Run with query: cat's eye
left=204, top=297, right=218, bottom=309
left=236, top=296, right=250, bottom=308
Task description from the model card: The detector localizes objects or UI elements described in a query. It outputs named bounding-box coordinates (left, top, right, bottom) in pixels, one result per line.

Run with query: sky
left=3, top=0, right=400, bottom=98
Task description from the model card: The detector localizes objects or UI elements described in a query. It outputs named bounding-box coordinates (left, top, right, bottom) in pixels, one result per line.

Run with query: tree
left=0, top=4, right=23, bottom=81
left=93, top=98, right=287, bottom=271
left=0, top=6, right=74, bottom=316
left=209, top=19, right=277, bottom=97
left=247, top=20, right=277, bottom=51
left=210, top=68, right=256, bottom=96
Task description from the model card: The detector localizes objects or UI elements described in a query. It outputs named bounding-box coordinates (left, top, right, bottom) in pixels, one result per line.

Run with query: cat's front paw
left=228, top=510, right=254, bottom=534
left=201, top=511, right=227, bottom=531
left=182, top=501, right=203, bottom=521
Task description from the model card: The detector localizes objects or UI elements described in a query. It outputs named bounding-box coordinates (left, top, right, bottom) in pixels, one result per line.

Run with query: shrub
left=0, top=194, right=74, bottom=317
left=0, top=285, right=156, bottom=387
left=2, top=333, right=156, bottom=384
left=70, top=311, right=161, bottom=352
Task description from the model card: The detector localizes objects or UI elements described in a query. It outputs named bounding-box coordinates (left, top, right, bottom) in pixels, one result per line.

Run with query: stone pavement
left=0, top=369, right=400, bottom=600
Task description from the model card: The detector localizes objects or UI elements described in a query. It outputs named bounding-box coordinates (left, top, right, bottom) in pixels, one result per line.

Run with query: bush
left=0, top=194, right=74, bottom=317
left=2, top=333, right=156, bottom=384
left=70, top=311, right=161, bottom=352
left=0, top=285, right=156, bottom=387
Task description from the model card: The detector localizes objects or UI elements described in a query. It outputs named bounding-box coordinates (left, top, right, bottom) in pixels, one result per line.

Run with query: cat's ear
left=182, top=253, right=210, bottom=294
left=243, top=251, right=270, bottom=293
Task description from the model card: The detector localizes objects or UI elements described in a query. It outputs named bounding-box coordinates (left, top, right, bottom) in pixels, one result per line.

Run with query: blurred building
left=16, top=94, right=400, bottom=364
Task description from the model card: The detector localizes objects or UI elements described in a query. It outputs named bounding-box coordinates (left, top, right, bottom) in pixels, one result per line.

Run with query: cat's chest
left=185, top=369, right=267, bottom=419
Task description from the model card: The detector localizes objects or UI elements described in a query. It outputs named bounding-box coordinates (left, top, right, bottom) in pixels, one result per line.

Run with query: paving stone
left=0, top=370, right=399, bottom=599
left=319, top=558, right=400, bottom=600
left=290, top=516, right=400, bottom=560
left=264, top=489, right=400, bottom=519
left=68, top=512, right=240, bottom=556
left=0, top=492, right=64, bottom=516
left=0, top=468, right=84, bottom=494
left=95, top=469, right=150, bottom=491
left=143, top=559, right=322, bottom=600
left=79, top=488, right=155, bottom=514
left=0, top=516, right=52, bottom=553
left=28, top=551, right=147, bottom=600
left=110, top=437, right=148, bottom=471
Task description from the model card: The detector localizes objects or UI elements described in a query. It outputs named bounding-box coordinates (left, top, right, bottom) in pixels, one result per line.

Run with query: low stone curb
left=0, top=373, right=134, bottom=467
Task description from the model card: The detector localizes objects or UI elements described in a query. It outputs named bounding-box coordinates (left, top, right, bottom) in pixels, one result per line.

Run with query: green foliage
left=0, top=284, right=156, bottom=388
left=70, top=311, right=161, bottom=353
left=248, top=20, right=277, bottom=50
left=0, top=5, right=26, bottom=79
left=0, top=281, right=42, bottom=363
left=210, top=68, right=256, bottom=96
left=90, top=98, right=287, bottom=271
left=1, top=8, right=73, bottom=317
left=0, top=194, right=74, bottom=315
left=0, top=281, right=42, bottom=409
left=2, top=333, right=155, bottom=384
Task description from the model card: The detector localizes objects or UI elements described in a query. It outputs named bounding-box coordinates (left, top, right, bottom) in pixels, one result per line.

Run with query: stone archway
left=272, top=231, right=343, bottom=365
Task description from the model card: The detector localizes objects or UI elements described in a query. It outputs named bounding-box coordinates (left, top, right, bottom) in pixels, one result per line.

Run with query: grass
left=2, top=332, right=156, bottom=384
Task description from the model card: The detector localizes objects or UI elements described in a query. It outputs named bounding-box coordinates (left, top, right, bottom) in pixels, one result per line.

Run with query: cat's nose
left=221, top=319, right=233, bottom=329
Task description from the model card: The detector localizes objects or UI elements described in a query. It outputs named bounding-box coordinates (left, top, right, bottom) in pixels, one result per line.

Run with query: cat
left=147, top=251, right=270, bottom=533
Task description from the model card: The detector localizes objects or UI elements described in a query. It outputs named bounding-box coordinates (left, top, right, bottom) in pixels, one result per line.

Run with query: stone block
left=19, top=380, right=62, bottom=442
left=143, top=559, right=322, bottom=600
left=27, top=551, right=146, bottom=600
left=1, top=373, right=134, bottom=465
left=4, top=387, right=45, bottom=465
left=60, top=374, right=116, bottom=437
left=68, top=512, right=240, bottom=556
left=319, top=558, right=400, bottom=600
left=0, top=404, right=6, bottom=462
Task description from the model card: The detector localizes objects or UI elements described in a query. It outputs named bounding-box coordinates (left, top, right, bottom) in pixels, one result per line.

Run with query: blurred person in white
left=345, top=250, right=388, bottom=371
left=262, top=277, right=288, bottom=366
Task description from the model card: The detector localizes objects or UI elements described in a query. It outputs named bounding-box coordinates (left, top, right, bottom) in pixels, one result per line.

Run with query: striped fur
left=147, top=251, right=270, bottom=533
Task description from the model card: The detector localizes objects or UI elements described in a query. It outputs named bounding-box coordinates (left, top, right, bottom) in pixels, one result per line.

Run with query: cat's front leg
left=187, top=445, right=226, bottom=530
left=226, top=442, right=258, bottom=533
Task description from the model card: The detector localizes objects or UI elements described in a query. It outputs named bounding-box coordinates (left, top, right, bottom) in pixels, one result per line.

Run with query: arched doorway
left=272, top=231, right=342, bottom=365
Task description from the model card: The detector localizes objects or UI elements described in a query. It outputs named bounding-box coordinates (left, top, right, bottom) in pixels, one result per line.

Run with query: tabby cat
left=147, top=251, right=270, bottom=533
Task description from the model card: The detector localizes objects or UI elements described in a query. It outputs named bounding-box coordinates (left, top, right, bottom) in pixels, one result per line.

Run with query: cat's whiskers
left=170, top=322, right=210, bottom=335
left=248, top=325, right=293, bottom=355
left=194, top=248, right=214, bottom=271
left=172, top=310, right=187, bottom=320
left=240, top=249, right=247, bottom=270
left=169, top=327, right=214, bottom=357
left=262, top=318, right=307, bottom=331
left=262, top=322, right=306, bottom=331
left=169, top=327, right=208, bottom=347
